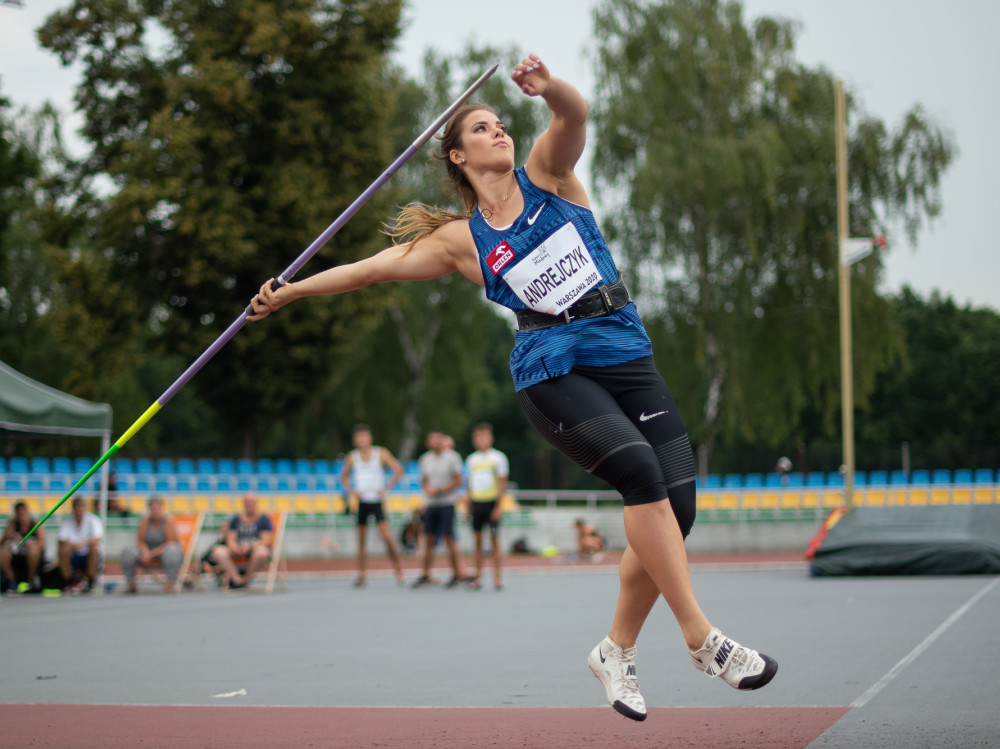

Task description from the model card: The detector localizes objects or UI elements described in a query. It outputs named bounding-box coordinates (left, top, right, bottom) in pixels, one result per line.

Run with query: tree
left=37, top=0, right=405, bottom=455
left=590, top=0, right=955, bottom=465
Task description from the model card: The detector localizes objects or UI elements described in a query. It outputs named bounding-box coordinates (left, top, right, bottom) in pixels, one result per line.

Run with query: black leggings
left=517, top=356, right=697, bottom=537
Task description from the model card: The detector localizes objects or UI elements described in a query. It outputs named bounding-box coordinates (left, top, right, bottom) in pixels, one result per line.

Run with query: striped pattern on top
left=469, top=167, right=652, bottom=391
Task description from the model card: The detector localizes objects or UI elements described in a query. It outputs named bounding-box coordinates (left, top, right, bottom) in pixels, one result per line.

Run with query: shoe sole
left=737, top=655, right=778, bottom=690
left=587, top=654, right=647, bottom=722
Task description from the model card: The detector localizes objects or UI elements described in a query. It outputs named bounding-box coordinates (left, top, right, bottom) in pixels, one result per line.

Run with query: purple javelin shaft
left=158, top=64, right=498, bottom=404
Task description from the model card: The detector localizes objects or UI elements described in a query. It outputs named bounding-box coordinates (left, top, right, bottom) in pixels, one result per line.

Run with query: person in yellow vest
left=464, top=423, right=509, bottom=591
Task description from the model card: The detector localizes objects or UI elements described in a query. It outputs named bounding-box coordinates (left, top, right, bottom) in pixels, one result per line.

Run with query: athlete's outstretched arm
left=246, top=220, right=480, bottom=320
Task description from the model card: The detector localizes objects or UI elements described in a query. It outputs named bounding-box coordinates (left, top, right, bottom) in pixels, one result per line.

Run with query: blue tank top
left=469, top=167, right=652, bottom=391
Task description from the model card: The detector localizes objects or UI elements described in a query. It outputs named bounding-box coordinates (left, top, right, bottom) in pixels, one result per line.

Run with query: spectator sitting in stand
left=1, top=501, right=46, bottom=594
left=120, top=495, right=183, bottom=594
left=575, top=518, right=605, bottom=562
left=58, top=497, right=104, bottom=593
left=209, top=492, right=273, bottom=589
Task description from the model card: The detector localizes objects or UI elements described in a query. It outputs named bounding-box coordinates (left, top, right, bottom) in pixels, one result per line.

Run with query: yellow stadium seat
left=865, top=489, right=886, bottom=507
left=760, top=491, right=779, bottom=509
left=801, top=491, right=820, bottom=509
left=0, top=496, right=12, bottom=515
left=293, top=495, right=314, bottom=513
left=930, top=488, right=951, bottom=505
left=951, top=488, right=972, bottom=505
left=385, top=496, right=408, bottom=514
left=697, top=493, right=718, bottom=511
left=273, top=495, right=292, bottom=512
left=499, top=493, right=519, bottom=512
left=719, top=492, right=738, bottom=510
left=740, top=491, right=760, bottom=510
left=822, top=490, right=844, bottom=507
left=313, top=495, right=334, bottom=513
left=213, top=495, right=235, bottom=514
left=887, top=489, right=908, bottom=507
left=192, top=495, right=211, bottom=513
left=129, top=495, right=147, bottom=514
left=781, top=490, right=802, bottom=509
left=170, top=495, right=192, bottom=513
left=973, top=488, right=995, bottom=505
left=909, top=488, right=929, bottom=506
left=332, top=496, right=347, bottom=514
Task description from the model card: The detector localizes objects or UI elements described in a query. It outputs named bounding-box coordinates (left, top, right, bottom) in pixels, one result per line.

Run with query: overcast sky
left=2, top=0, right=997, bottom=311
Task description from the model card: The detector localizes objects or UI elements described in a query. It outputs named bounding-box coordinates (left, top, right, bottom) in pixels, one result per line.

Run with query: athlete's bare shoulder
left=428, top=217, right=484, bottom=286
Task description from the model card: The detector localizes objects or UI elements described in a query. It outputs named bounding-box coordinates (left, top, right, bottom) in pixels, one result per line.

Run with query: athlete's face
left=452, top=109, right=514, bottom=170
left=352, top=430, right=372, bottom=450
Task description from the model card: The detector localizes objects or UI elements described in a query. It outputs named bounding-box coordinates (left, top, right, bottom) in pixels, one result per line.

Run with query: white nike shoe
left=688, top=627, right=778, bottom=690
left=587, top=636, right=647, bottom=721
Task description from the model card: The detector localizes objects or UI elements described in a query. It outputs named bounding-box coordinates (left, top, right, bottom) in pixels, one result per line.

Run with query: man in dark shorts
left=411, top=430, right=467, bottom=588
left=464, top=423, right=509, bottom=590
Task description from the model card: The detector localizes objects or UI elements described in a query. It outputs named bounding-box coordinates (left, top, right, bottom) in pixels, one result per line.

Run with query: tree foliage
left=36, top=0, right=405, bottom=454
left=590, top=0, right=955, bottom=465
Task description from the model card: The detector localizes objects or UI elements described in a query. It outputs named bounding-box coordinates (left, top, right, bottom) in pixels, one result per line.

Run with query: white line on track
left=851, top=577, right=1000, bottom=708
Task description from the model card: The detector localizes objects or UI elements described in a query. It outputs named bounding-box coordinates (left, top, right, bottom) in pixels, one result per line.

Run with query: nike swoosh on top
left=599, top=647, right=607, bottom=664
left=639, top=411, right=668, bottom=422
left=526, top=202, right=546, bottom=225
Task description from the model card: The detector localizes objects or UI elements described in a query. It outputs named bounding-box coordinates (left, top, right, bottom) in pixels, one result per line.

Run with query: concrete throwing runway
left=2, top=561, right=998, bottom=748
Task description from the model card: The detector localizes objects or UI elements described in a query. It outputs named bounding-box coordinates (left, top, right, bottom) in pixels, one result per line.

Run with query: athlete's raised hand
left=511, top=53, right=548, bottom=96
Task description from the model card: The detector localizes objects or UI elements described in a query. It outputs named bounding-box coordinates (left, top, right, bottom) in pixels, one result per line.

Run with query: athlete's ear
left=450, top=150, right=466, bottom=166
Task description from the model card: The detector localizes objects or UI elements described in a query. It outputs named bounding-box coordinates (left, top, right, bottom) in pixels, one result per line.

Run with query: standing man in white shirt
left=340, top=424, right=407, bottom=587
left=57, top=497, right=104, bottom=593
left=464, top=423, right=510, bottom=591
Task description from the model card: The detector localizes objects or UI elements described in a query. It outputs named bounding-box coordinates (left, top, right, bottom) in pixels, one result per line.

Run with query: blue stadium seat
left=295, top=478, right=313, bottom=492
left=313, top=460, right=332, bottom=474
left=887, top=470, right=906, bottom=485
left=53, top=457, right=73, bottom=474
left=276, top=478, right=292, bottom=492
left=786, top=472, right=805, bottom=487
left=699, top=474, right=722, bottom=489
left=175, top=477, right=192, bottom=492
left=155, top=458, right=175, bottom=474
left=196, top=458, right=216, bottom=474
left=275, top=459, right=293, bottom=475
left=405, top=461, right=419, bottom=475
left=237, top=478, right=253, bottom=492
left=135, top=458, right=154, bottom=474
left=294, top=459, right=313, bottom=475
left=953, top=469, right=972, bottom=484
left=4, top=478, right=23, bottom=491
left=115, top=457, right=134, bottom=474
left=868, top=470, right=888, bottom=485
left=744, top=473, right=764, bottom=487
left=973, top=469, right=995, bottom=484
left=29, top=457, right=50, bottom=474
left=723, top=473, right=743, bottom=488
left=196, top=478, right=214, bottom=492
left=931, top=469, right=951, bottom=484
left=256, top=458, right=274, bottom=475
left=313, top=477, right=331, bottom=491
left=332, top=460, right=344, bottom=475
left=826, top=472, right=845, bottom=487
left=910, top=469, right=930, bottom=484
left=176, top=458, right=194, bottom=475
left=215, top=476, right=233, bottom=491
left=764, top=473, right=783, bottom=487
left=9, top=457, right=28, bottom=473
left=134, top=478, right=151, bottom=492
left=74, top=457, right=92, bottom=474
left=0, top=457, right=5, bottom=473
left=154, top=478, right=172, bottom=492
left=216, top=458, right=235, bottom=474
left=49, top=477, right=67, bottom=492
left=27, top=479, right=44, bottom=492
left=236, top=459, right=254, bottom=475
left=806, top=473, right=826, bottom=487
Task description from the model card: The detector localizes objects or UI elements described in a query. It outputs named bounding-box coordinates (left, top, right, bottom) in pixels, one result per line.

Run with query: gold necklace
left=481, top=173, right=517, bottom=221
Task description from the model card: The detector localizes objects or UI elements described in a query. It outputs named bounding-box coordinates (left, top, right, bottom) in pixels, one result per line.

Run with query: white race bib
left=501, top=222, right=600, bottom=315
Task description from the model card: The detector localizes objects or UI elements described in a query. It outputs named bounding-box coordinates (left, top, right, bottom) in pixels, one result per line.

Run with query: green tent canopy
left=0, top=360, right=113, bottom=518
left=0, top=360, right=112, bottom=438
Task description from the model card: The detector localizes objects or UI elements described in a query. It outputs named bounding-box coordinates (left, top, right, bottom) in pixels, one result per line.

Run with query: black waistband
left=515, top=277, right=631, bottom=332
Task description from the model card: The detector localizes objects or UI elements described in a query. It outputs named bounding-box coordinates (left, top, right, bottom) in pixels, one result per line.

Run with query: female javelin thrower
left=247, top=53, right=777, bottom=722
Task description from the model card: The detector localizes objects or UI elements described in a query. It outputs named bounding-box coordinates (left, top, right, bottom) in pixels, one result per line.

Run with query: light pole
left=835, top=79, right=885, bottom=510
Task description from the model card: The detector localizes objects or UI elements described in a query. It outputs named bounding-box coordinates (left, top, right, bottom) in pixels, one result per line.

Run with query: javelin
left=21, top=63, right=499, bottom=543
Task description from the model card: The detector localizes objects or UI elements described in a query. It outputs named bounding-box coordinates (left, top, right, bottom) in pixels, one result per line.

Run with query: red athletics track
left=1, top=704, right=848, bottom=748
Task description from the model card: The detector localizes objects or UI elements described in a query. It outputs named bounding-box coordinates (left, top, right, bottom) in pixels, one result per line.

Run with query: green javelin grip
left=20, top=64, right=499, bottom=544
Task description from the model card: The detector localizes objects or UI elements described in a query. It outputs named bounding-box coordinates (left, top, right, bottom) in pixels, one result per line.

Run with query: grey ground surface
left=3, top=566, right=998, bottom=747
